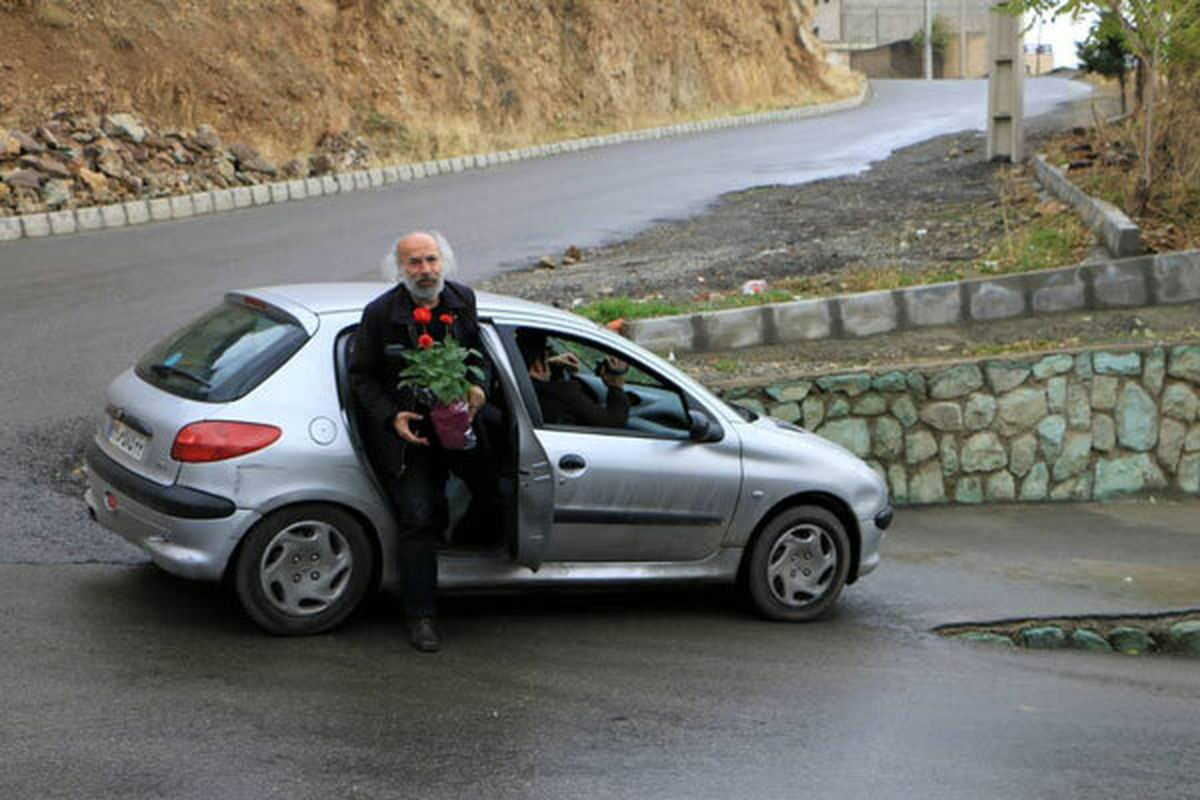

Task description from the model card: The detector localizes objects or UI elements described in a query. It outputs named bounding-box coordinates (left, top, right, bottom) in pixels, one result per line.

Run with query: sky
left=1027, top=9, right=1098, bottom=67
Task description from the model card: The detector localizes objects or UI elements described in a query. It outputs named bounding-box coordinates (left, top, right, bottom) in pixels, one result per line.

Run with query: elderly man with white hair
left=349, top=230, right=498, bottom=652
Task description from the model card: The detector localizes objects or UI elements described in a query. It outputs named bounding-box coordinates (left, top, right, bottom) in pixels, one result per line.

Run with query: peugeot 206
left=85, top=284, right=892, bottom=634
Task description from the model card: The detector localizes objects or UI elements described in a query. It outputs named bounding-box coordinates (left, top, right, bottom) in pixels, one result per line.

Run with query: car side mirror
left=688, top=410, right=721, bottom=443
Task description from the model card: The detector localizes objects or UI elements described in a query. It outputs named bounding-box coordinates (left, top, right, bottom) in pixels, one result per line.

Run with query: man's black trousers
left=384, top=409, right=502, bottom=618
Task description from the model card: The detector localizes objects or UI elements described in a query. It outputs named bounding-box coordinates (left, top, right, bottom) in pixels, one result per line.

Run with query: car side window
left=512, top=327, right=692, bottom=439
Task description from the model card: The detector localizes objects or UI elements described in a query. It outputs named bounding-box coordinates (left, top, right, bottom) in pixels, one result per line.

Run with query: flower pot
left=429, top=400, right=474, bottom=450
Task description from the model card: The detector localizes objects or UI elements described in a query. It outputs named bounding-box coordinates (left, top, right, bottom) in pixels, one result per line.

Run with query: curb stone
left=149, top=198, right=172, bottom=221
left=192, top=192, right=214, bottom=215
left=170, top=194, right=194, bottom=219
left=0, top=84, right=870, bottom=243
left=124, top=201, right=150, bottom=224
left=230, top=187, right=252, bottom=208
left=1032, top=154, right=1142, bottom=259
left=0, top=217, right=20, bottom=241
left=625, top=249, right=1200, bottom=355
left=48, top=209, right=77, bottom=235
left=20, top=214, right=51, bottom=237
left=76, top=207, right=103, bottom=231
left=100, top=204, right=126, bottom=228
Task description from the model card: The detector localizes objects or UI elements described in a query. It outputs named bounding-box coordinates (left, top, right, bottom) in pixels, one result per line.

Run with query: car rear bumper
left=85, top=444, right=258, bottom=581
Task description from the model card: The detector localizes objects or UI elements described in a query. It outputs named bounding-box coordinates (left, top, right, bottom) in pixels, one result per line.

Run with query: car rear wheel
left=234, top=504, right=373, bottom=635
left=746, top=505, right=850, bottom=622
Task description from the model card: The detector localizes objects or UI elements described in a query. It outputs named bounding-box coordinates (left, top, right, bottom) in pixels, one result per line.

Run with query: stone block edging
left=1031, top=153, right=1143, bottom=258
left=0, top=84, right=869, bottom=244
left=625, top=249, right=1200, bottom=355
left=721, top=343, right=1200, bottom=505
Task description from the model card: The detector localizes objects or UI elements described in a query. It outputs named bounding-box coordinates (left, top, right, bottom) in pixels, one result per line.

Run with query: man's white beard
left=403, top=272, right=444, bottom=303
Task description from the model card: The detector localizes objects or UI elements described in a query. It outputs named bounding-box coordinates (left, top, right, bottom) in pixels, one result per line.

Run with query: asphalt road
left=2, top=502, right=1198, bottom=800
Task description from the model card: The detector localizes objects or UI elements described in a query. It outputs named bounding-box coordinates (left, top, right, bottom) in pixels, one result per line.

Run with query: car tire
left=745, top=505, right=850, bottom=622
left=234, top=504, right=374, bottom=635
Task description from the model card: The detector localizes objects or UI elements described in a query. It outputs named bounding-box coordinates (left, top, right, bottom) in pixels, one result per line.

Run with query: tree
left=1076, top=13, right=1130, bottom=114
left=912, top=14, right=952, bottom=57
left=1001, top=0, right=1200, bottom=211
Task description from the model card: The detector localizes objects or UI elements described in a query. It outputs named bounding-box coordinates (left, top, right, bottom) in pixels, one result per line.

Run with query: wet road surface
left=2, top=502, right=1198, bottom=799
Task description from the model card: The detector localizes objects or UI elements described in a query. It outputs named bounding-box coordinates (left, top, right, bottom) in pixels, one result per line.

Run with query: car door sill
left=437, top=548, right=743, bottom=589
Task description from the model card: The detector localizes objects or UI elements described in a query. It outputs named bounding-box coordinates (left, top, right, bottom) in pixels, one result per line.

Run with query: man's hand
left=466, top=384, right=486, bottom=421
left=394, top=411, right=429, bottom=446
left=546, top=351, right=582, bottom=372
left=600, top=356, right=628, bottom=388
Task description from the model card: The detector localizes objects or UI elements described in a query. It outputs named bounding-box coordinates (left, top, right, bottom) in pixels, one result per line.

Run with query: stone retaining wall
left=723, top=344, right=1200, bottom=504
left=0, top=86, right=869, bottom=244
left=626, top=250, right=1200, bottom=354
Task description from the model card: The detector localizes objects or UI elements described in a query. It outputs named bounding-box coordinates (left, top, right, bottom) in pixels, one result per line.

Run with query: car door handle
left=558, top=454, right=586, bottom=471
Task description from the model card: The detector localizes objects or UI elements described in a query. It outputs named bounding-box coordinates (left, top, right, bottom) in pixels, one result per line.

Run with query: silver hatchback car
left=85, top=283, right=891, bottom=635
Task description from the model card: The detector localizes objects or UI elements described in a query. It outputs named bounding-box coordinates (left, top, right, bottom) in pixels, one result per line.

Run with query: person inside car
left=517, top=330, right=630, bottom=428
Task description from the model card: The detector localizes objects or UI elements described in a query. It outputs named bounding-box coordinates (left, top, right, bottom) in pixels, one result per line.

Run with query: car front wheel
left=746, top=505, right=850, bottom=622
left=234, top=504, right=374, bottom=635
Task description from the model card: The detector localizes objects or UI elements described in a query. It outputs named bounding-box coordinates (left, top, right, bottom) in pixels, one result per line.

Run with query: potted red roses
left=396, top=307, right=485, bottom=449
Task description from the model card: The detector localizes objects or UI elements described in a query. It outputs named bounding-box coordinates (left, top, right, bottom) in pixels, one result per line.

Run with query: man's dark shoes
left=408, top=617, right=441, bottom=653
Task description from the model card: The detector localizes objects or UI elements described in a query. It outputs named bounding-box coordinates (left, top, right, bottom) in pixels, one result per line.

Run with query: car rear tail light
left=171, top=421, right=282, bottom=463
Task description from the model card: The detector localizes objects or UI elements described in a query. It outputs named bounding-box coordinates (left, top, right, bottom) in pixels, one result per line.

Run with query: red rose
left=439, top=313, right=455, bottom=325
left=417, top=333, right=434, bottom=350
left=413, top=307, right=433, bottom=325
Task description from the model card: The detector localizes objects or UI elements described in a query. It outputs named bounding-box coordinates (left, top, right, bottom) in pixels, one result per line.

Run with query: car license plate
left=107, top=418, right=148, bottom=461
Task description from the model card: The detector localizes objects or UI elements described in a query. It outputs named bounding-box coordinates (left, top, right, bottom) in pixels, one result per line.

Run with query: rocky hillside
left=0, top=0, right=860, bottom=218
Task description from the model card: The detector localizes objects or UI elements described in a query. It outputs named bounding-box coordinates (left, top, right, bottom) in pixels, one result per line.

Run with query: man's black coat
left=348, top=280, right=486, bottom=476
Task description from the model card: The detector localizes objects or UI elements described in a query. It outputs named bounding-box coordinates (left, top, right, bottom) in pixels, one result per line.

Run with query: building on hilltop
left=811, top=0, right=1003, bottom=79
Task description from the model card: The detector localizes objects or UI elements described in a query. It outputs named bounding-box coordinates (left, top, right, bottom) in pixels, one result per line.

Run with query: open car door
left=482, top=325, right=554, bottom=570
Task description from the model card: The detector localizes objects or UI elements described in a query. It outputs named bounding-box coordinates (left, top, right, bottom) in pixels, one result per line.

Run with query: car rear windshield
left=135, top=299, right=308, bottom=402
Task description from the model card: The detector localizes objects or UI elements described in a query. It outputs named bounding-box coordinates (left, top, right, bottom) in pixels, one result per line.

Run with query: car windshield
left=135, top=300, right=308, bottom=402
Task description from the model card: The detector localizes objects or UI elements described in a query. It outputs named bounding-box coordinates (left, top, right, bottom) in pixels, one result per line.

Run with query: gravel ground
left=482, top=84, right=1199, bottom=385
left=482, top=129, right=1004, bottom=306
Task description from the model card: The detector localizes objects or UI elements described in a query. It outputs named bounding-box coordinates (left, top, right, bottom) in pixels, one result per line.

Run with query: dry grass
left=31, top=0, right=71, bottom=28
left=771, top=169, right=1092, bottom=298
left=1043, top=75, right=1200, bottom=253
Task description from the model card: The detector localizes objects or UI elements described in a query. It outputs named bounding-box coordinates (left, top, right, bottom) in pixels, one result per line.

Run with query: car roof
left=241, top=282, right=732, bottom=422
left=242, top=282, right=601, bottom=332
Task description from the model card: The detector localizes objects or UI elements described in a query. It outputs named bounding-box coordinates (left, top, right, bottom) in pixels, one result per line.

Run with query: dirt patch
left=0, top=0, right=857, bottom=166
